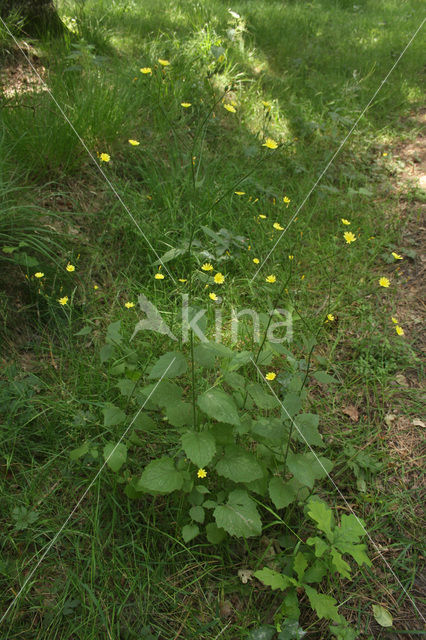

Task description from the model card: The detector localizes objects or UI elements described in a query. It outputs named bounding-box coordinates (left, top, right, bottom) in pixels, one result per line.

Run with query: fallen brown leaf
left=342, top=405, right=359, bottom=422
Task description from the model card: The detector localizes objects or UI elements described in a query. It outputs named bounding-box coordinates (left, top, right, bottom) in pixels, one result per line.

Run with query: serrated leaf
left=70, top=442, right=89, bottom=461
left=214, top=489, right=261, bottom=537
left=330, top=548, right=351, bottom=579
left=139, top=381, right=183, bottom=408
left=100, top=343, right=115, bottom=364
left=181, top=431, right=216, bottom=468
left=254, top=567, right=293, bottom=591
left=287, top=452, right=333, bottom=489
left=149, top=351, right=187, bottom=379
left=293, top=552, right=308, bottom=581
left=102, top=404, right=126, bottom=427
left=247, top=383, right=279, bottom=410
left=103, top=442, right=127, bottom=472
left=277, top=619, right=306, bottom=639
left=216, top=445, right=263, bottom=483
left=293, top=413, right=324, bottom=447
left=182, top=523, right=199, bottom=543
left=252, top=418, right=287, bottom=445
left=302, top=559, right=327, bottom=584
left=282, top=588, right=300, bottom=620
left=137, top=457, right=183, bottom=494
left=189, top=506, right=205, bottom=523
left=306, top=536, right=329, bottom=557
left=116, top=378, right=136, bottom=397
left=228, top=350, right=253, bottom=371
left=312, top=371, right=339, bottom=384
left=269, top=477, right=300, bottom=509
left=304, top=585, right=340, bottom=622
left=372, top=604, right=393, bottom=627
left=152, top=245, right=187, bottom=266
left=165, top=401, right=193, bottom=427
left=281, top=392, right=302, bottom=418
left=198, top=388, right=240, bottom=426
left=307, top=500, right=335, bottom=541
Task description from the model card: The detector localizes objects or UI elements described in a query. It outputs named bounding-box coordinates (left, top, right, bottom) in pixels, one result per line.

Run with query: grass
left=0, top=0, right=424, bottom=637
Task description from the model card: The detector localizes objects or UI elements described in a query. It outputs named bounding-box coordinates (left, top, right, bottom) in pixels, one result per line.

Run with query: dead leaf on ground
left=238, top=569, right=253, bottom=584
left=394, top=373, right=409, bottom=387
left=342, top=405, right=359, bottom=422
left=219, top=600, right=233, bottom=619
left=412, top=419, right=425, bottom=428
left=384, top=413, right=397, bottom=427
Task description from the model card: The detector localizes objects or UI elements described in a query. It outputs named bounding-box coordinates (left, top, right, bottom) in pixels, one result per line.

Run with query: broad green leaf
left=337, top=542, right=371, bottom=567
left=269, top=477, right=300, bottom=509
left=302, top=559, right=327, bottom=584
left=165, top=401, right=193, bottom=427
left=209, top=422, right=235, bottom=445
left=74, top=325, right=92, bottom=336
left=228, top=350, right=253, bottom=371
left=287, top=452, right=333, bottom=489
left=307, top=500, right=335, bottom=541
left=277, top=620, right=306, bottom=639
left=282, top=588, right=300, bottom=620
left=149, top=351, right=187, bottom=379
left=330, top=548, right=351, bottom=579
left=293, top=413, right=324, bottom=447
left=224, top=371, right=246, bottom=391
left=138, top=381, right=182, bottom=408
left=281, top=392, right=302, bottom=419
left=214, top=489, right=261, bottom=537
left=304, top=585, right=340, bottom=622
left=70, top=442, right=89, bottom=461
left=100, top=343, right=115, bottom=364
left=247, top=626, right=275, bottom=640
left=137, top=457, right=184, bottom=494
left=103, top=442, right=127, bottom=472
left=116, top=378, right=136, bottom=397
left=102, top=404, right=126, bottom=427
left=329, top=622, right=358, bottom=640
left=189, top=506, right=205, bottom=523
left=293, top=552, right=308, bottom=582
left=216, top=445, right=263, bottom=483
left=254, top=567, right=293, bottom=591
left=152, top=245, right=187, bottom=266
left=372, top=605, right=393, bottom=627
left=106, top=320, right=122, bottom=346
left=132, top=412, right=156, bottom=431
left=205, top=522, right=226, bottom=544
left=306, top=536, right=329, bottom=558
left=312, top=371, right=339, bottom=384
left=182, top=523, right=199, bottom=543
left=247, top=383, right=279, bottom=410
left=336, top=513, right=367, bottom=544
left=197, top=389, right=240, bottom=426
left=181, top=431, right=216, bottom=468
left=252, top=418, right=287, bottom=445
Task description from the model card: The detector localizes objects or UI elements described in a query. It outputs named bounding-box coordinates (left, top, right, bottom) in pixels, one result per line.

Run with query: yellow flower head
left=140, top=67, right=152, bottom=74
left=327, top=314, right=335, bottom=322
left=283, top=196, right=291, bottom=206
left=94, top=284, right=99, bottom=290
left=341, top=218, right=351, bottom=225
left=154, top=273, right=165, bottom=280
left=392, top=252, right=403, bottom=260
left=99, top=153, right=110, bottom=162
left=178, top=278, right=187, bottom=283
left=262, top=138, right=278, bottom=149
left=344, top=231, right=356, bottom=244
left=66, top=263, right=75, bottom=272
left=379, top=277, right=390, bottom=288
left=214, top=272, right=225, bottom=284
left=34, top=272, right=44, bottom=278
left=391, top=316, right=398, bottom=324
left=234, top=191, right=245, bottom=196
left=197, top=468, right=207, bottom=478
left=209, top=292, right=218, bottom=301
left=288, top=255, right=294, bottom=260
left=181, top=102, right=192, bottom=108
left=273, top=222, right=284, bottom=231
left=58, top=296, right=68, bottom=305
left=395, top=325, right=404, bottom=336
left=128, top=139, right=140, bottom=146
left=258, top=214, right=267, bottom=219
left=262, top=101, right=271, bottom=109
left=201, top=263, right=213, bottom=272
left=265, top=372, right=276, bottom=381
left=265, top=274, right=276, bottom=283
left=253, top=258, right=260, bottom=264
left=382, top=152, right=388, bottom=157
left=158, top=59, right=170, bottom=66
left=224, top=104, right=236, bottom=113
left=125, top=301, right=135, bottom=308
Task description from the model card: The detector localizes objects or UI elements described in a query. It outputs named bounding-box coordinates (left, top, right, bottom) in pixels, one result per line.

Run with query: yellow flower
left=181, top=102, right=192, bottom=108
left=128, top=139, right=140, bottom=146
left=391, top=316, right=398, bottom=324
left=265, top=372, right=276, bottom=381
left=201, top=263, right=213, bottom=272
left=178, top=278, right=187, bottom=283
left=154, top=273, right=165, bottom=280
left=140, top=67, right=152, bottom=74
left=392, top=252, right=403, bottom=260
left=34, top=272, right=44, bottom=278
left=283, top=196, right=291, bottom=206
left=262, top=101, right=271, bottom=109
left=379, top=277, right=390, bottom=288
left=125, top=301, right=135, bottom=308
left=327, top=314, right=335, bottom=322
left=58, top=296, right=68, bottom=305
left=395, top=325, right=404, bottom=336
left=273, top=222, right=284, bottom=231
left=288, top=255, right=294, bottom=260
left=209, top=292, right=218, bottom=301
left=224, top=104, right=236, bottom=113
left=197, top=468, right=207, bottom=479
left=344, top=231, right=356, bottom=244
left=258, top=214, right=267, bottom=219
left=214, top=272, right=225, bottom=284
left=94, top=284, right=99, bottom=290
left=158, top=59, right=170, bottom=66
left=341, top=218, right=351, bottom=225
left=262, top=138, right=278, bottom=149
left=382, top=152, right=388, bottom=157
left=235, top=191, right=245, bottom=196
left=265, top=274, right=276, bottom=283
left=100, top=153, right=110, bottom=163
left=66, top=263, right=75, bottom=272
left=253, top=258, right=260, bottom=264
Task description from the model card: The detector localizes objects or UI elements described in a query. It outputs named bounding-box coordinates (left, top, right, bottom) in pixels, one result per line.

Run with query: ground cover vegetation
left=0, top=0, right=424, bottom=638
